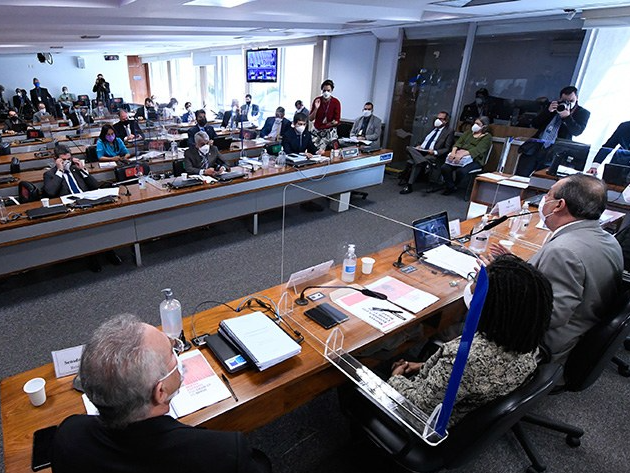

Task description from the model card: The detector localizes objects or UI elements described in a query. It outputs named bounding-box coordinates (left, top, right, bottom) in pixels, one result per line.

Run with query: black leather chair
left=172, top=159, right=185, bottom=177
left=18, top=181, right=41, bottom=203
left=114, top=162, right=150, bottom=182
left=85, top=145, right=98, bottom=163
left=339, top=363, right=563, bottom=473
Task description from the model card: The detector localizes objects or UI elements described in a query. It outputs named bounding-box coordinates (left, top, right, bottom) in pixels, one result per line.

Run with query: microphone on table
left=295, top=285, right=387, bottom=306
left=393, top=244, right=418, bottom=268
left=469, top=212, right=537, bottom=236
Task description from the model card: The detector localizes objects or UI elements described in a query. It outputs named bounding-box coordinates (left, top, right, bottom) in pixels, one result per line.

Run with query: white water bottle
left=261, top=149, right=270, bottom=169
left=341, top=244, right=357, bottom=282
left=469, top=215, right=490, bottom=254
left=276, top=147, right=286, bottom=168
left=0, top=198, right=7, bottom=223
left=519, top=202, right=532, bottom=234
left=160, top=288, right=183, bottom=339
left=170, top=141, right=178, bottom=158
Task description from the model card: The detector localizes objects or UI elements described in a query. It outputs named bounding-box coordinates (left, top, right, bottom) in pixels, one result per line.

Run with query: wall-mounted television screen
left=246, top=48, right=278, bottom=83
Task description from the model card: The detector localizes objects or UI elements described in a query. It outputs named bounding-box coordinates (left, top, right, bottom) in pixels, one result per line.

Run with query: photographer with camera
left=92, top=74, right=111, bottom=111
left=515, top=85, right=590, bottom=176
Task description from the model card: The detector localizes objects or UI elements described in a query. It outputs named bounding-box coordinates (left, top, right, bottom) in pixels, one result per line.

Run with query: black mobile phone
left=32, top=425, right=58, bottom=471
left=305, top=303, right=349, bottom=329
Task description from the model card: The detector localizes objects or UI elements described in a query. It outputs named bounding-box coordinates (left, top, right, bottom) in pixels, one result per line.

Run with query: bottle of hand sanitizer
left=341, top=244, right=357, bottom=282
left=160, top=288, right=183, bottom=340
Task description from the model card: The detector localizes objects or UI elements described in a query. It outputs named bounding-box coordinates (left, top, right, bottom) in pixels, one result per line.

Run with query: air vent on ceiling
left=432, top=0, right=518, bottom=7
left=50, top=46, right=64, bottom=49
left=346, top=19, right=377, bottom=25
left=80, top=35, right=101, bottom=39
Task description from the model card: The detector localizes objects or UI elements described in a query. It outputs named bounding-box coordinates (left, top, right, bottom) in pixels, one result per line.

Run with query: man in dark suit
left=515, top=85, right=590, bottom=176
left=3, top=109, right=27, bottom=134
left=134, top=97, right=156, bottom=121
left=240, top=94, right=259, bottom=119
left=29, top=78, right=53, bottom=112
left=187, top=110, right=218, bottom=148
left=399, top=111, right=455, bottom=195
left=113, top=110, right=144, bottom=145
left=587, top=121, right=630, bottom=174
left=221, top=99, right=243, bottom=128
left=92, top=74, right=111, bottom=110
left=51, top=314, right=270, bottom=473
left=260, top=107, right=291, bottom=140
left=282, top=113, right=321, bottom=156
left=43, top=145, right=99, bottom=197
left=184, top=130, right=229, bottom=176
left=459, top=88, right=497, bottom=126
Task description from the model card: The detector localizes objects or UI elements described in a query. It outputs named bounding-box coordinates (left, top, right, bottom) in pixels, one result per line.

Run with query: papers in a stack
left=81, top=349, right=230, bottom=418
left=365, top=276, right=439, bottom=314
left=60, top=187, right=120, bottom=205
left=445, top=155, right=473, bottom=167
left=219, top=311, right=301, bottom=371
left=422, top=245, right=479, bottom=278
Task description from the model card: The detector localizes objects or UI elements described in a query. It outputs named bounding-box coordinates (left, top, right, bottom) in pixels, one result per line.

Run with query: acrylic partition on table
left=273, top=183, right=475, bottom=446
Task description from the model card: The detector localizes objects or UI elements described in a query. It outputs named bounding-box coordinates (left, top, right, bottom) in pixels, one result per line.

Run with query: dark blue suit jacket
left=282, top=127, right=317, bottom=154
left=594, top=121, right=630, bottom=164
left=187, top=125, right=218, bottom=148
left=260, top=117, right=291, bottom=139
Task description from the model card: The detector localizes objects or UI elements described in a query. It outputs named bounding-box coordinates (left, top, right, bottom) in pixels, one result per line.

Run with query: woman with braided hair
left=388, top=255, right=552, bottom=426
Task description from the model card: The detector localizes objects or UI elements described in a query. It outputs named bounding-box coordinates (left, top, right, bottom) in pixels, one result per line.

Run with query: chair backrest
left=85, top=145, right=98, bottom=163
left=114, top=163, right=150, bottom=182
left=172, top=159, right=185, bottom=177
left=338, top=363, right=562, bottom=472
left=18, top=181, right=41, bottom=203
left=563, top=290, right=630, bottom=392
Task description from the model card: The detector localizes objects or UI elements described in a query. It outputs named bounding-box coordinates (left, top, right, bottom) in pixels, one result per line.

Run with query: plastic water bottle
left=0, top=198, right=7, bottom=224
left=160, top=288, right=183, bottom=339
left=509, top=202, right=531, bottom=238
left=261, top=149, right=270, bottom=169
left=276, top=147, right=286, bottom=168
left=341, top=244, right=357, bottom=282
left=469, top=215, right=490, bottom=254
left=170, top=141, right=178, bottom=159
left=136, top=165, right=146, bottom=189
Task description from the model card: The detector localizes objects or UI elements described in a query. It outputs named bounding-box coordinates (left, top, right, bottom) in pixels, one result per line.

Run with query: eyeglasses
left=156, top=337, right=185, bottom=384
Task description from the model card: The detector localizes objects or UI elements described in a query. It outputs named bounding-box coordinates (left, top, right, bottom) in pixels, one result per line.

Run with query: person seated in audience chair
left=96, top=124, right=130, bottom=163
left=389, top=255, right=552, bottom=426
left=281, top=113, right=323, bottom=157
left=32, top=103, right=52, bottom=124
left=349, top=101, right=382, bottom=148
left=184, top=131, right=229, bottom=177
left=52, top=314, right=271, bottom=473
left=260, top=106, right=291, bottom=141
left=92, top=101, right=110, bottom=120
left=440, top=116, right=492, bottom=196
left=113, top=110, right=144, bottom=146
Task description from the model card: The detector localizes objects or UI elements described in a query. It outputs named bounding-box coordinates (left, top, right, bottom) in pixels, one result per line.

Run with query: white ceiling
left=0, top=0, right=628, bottom=56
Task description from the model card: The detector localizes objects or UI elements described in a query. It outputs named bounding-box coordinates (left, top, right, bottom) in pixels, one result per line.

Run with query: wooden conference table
left=0, top=211, right=550, bottom=473
left=0, top=149, right=393, bottom=277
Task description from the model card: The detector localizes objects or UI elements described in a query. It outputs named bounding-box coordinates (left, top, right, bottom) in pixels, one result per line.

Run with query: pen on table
left=221, top=373, right=239, bottom=402
left=371, top=307, right=406, bottom=321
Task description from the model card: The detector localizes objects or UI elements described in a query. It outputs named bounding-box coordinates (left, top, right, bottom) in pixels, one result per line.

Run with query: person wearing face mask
left=13, top=88, right=33, bottom=118
left=113, top=110, right=144, bottom=145
left=32, top=103, right=52, bottom=124
left=30, top=77, right=53, bottom=112
left=187, top=109, right=218, bottom=148
left=92, top=101, right=110, bottom=119
left=161, top=98, right=179, bottom=120
left=43, top=144, right=99, bottom=197
left=51, top=314, right=271, bottom=473
left=294, top=99, right=308, bottom=119
left=490, top=175, right=622, bottom=365
left=350, top=102, right=382, bottom=147
left=58, top=86, right=76, bottom=108
left=240, top=94, right=259, bottom=120
left=181, top=102, right=194, bottom=123
left=221, top=99, right=243, bottom=129
left=135, top=97, right=157, bottom=121
left=389, top=255, right=552, bottom=426
left=260, top=106, right=291, bottom=140
left=96, top=124, right=130, bottom=162
left=399, top=111, right=455, bottom=194
left=459, top=88, right=496, bottom=128
left=282, top=113, right=322, bottom=156
left=440, top=116, right=492, bottom=195
left=93, top=73, right=111, bottom=110
left=3, top=108, right=27, bottom=134
left=515, top=86, right=590, bottom=176
left=184, top=131, right=228, bottom=176
left=309, top=79, right=341, bottom=151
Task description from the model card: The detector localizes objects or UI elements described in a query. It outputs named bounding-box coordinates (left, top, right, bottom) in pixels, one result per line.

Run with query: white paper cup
left=40, top=198, right=50, bottom=208
left=499, top=239, right=515, bottom=252
left=23, top=378, right=46, bottom=407
left=361, top=257, right=376, bottom=274
left=181, top=173, right=188, bottom=180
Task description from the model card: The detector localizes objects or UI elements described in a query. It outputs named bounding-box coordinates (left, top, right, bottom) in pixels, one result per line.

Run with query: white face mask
left=322, top=91, right=332, bottom=99
left=186, top=107, right=191, bottom=112
left=434, top=118, right=444, bottom=128
left=471, top=123, right=482, bottom=133
left=63, top=159, right=72, bottom=172
left=538, top=195, right=557, bottom=227
left=199, top=144, right=210, bottom=154
left=295, top=125, right=305, bottom=134
left=275, top=117, right=282, bottom=123
left=362, top=109, right=372, bottom=118
left=463, top=281, right=474, bottom=309
left=165, top=357, right=184, bottom=402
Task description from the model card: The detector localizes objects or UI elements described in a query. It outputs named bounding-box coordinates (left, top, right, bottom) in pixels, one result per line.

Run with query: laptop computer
left=216, top=171, right=246, bottom=182
left=412, top=211, right=451, bottom=256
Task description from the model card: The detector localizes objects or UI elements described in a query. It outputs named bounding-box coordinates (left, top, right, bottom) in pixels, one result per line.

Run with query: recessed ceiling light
left=50, top=46, right=64, bottom=49
left=346, top=19, right=377, bottom=25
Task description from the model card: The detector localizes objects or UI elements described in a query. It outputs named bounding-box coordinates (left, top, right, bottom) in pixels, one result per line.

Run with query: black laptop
left=412, top=211, right=451, bottom=256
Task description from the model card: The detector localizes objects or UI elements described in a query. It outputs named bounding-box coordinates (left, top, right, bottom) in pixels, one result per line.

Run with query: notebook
left=218, top=311, right=301, bottom=371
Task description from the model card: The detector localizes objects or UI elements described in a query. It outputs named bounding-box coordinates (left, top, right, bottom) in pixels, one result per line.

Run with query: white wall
left=327, top=32, right=399, bottom=126
left=0, top=53, right=132, bottom=105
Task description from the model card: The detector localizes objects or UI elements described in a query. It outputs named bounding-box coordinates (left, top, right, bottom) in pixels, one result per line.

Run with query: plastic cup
left=499, top=240, right=515, bottom=252
left=361, top=257, right=376, bottom=274
left=181, top=173, right=188, bottom=180
left=23, top=378, right=46, bottom=407
left=41, top=198, right=50, bottom=208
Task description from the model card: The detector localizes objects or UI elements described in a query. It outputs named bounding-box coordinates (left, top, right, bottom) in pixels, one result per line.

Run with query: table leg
left=249, top=213, right=259, bottom=235
left=329, top=192, right=350, bottom=212
left=134, top=243, right=143, bottom=267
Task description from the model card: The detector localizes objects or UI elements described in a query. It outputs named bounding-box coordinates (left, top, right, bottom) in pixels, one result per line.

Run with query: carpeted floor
left=0, top=173, right=628, bottom=473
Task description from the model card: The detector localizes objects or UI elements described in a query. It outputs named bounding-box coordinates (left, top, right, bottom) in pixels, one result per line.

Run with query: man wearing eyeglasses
left=52, top=314, right=271, bottom=473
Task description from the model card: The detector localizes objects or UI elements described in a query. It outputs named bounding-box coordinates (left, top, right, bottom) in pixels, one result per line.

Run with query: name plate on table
left=52, top=345, right=84, bottom=378
left=341, top=147, right=360, bottom=159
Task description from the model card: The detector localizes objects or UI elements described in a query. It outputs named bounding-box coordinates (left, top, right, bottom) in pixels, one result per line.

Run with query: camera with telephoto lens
left=556, top=101, right=570, bottom=112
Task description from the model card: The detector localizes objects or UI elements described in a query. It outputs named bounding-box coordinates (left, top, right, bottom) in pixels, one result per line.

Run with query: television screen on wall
left=246, top=48, right=278, bottom=83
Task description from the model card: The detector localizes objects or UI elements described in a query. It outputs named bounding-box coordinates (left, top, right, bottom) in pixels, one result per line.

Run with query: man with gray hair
left=491, top=174, right=623, bottom=364
left=52, top=314, right=270, bottom=472
left=184, top=130, right=229, bottom=176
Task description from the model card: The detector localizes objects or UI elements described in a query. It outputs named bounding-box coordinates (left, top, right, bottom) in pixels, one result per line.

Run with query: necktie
left=200, top=152, right=209, bottom=170
left=125, top=125, right=131, bottom=137
left=425, top=128, right=440, bottom=149
left=299, top=133, right=302, bottom=150
left=65, top=170, right=81, bottom=193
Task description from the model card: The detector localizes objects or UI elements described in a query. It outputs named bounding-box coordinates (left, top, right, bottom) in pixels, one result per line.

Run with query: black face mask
left=198, top=118, right=207, bottom=127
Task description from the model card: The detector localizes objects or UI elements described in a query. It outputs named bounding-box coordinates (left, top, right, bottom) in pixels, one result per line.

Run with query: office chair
left=114, top=162, right=150, bottom=182
left=18, top=181, right=41, bottom=203
left=85, top=145, right=99, bottom=163
left=172, top=159, right=185, bottom=177
left=339, top=362, right=563, bottom=473
left=464, top=145, right=494, bottom=201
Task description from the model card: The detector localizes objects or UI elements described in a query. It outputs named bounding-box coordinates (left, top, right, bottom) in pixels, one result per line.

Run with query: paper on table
left=479, top=172, right=505, bottom=181
left=60, top=187, right=120, bottom=205
left=331, top=288, right=414, bottom=333
left=466, top=202, right=488, bottom=220
left=422, top=245, right=479, bottom=278
left=98, top=162, right=117, bottom=168
left=365, top=276, right=439, bottom=314
left=499, top=179, right=528, bottom=189
left=508, top=175, right=530, bottom=183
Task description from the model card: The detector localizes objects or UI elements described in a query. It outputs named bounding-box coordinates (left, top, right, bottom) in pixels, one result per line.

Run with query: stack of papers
left=332, top=289, right=414, bottom=333
left=60, top=188, right=119, bottom=205
left=365, top=276, right=439, bottom=314
left=219, top=312, right=301, bottom=371
left=422, top=245, right=479, bottom=278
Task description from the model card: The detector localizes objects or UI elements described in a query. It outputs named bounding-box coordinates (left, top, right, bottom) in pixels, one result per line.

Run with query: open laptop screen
left=412, top=211, right=451, bottom=255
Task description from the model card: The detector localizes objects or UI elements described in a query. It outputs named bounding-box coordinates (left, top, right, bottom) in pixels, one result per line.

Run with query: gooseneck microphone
left=393, top=244, right=418, bottom=268
left=295, top=285, right=388, bottom=306
left=469, top=212, right=537, bottom=236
